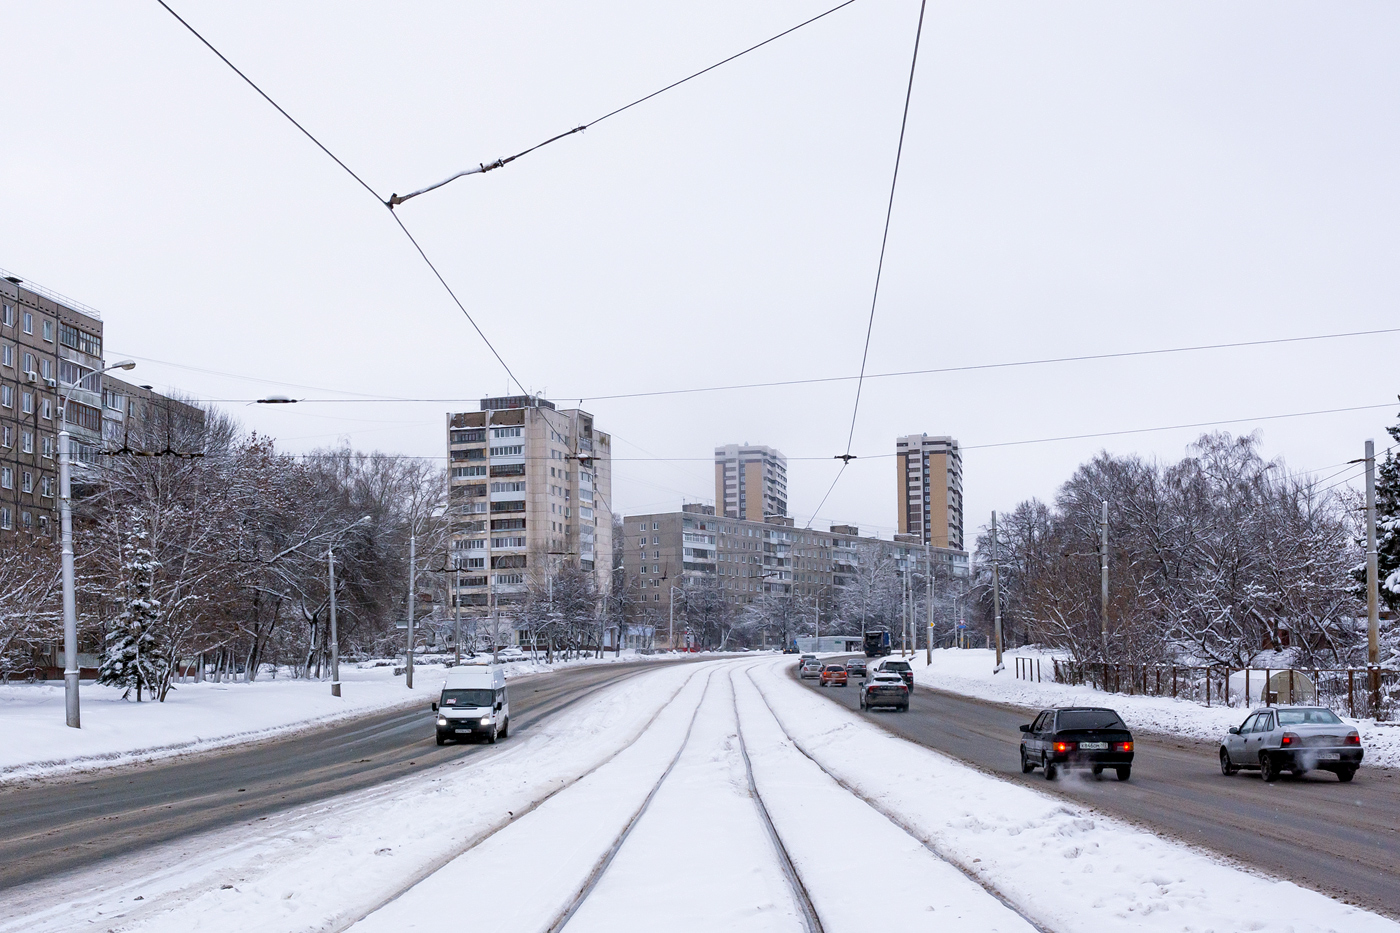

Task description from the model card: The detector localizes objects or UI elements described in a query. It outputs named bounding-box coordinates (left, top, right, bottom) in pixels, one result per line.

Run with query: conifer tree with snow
left=1371, top=409, right=1400, bottom=666
left=99, top=526, right=170, bottom=701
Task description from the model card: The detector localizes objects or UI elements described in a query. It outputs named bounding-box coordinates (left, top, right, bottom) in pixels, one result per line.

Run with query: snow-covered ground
left=0, top=650, right=668, bottom=783
left=909, top=647, right=1400, bottom=769
left=2, top=655, right=1394, bottom=933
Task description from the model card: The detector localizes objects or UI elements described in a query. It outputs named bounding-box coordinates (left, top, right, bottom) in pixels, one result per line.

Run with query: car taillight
left=1115, top=741, right=1133, bottom=753
left=1053, top=741, right=1074, bottom=753
left=1280, top=733, right=1299, bottom=747
left=1345, top=732, right=1361, bottom=746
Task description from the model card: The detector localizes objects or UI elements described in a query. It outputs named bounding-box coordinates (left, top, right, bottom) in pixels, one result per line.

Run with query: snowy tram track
left=733, top=665, right=1045, bottom=933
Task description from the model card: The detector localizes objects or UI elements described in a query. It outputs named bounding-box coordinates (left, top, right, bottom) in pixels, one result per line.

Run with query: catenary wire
left=844, top=0, right=927, bottom=457
left=386, top=0, right=859, bottom=207
left=132, top=324, right=1400, bottom=405
left=154, top=0, right=526, bottom=396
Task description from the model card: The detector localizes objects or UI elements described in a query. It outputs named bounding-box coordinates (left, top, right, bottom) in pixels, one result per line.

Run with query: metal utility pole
left=328, top=546, right=340, bottom=697
left=453, top=567, right=462, bottom=667
left=406, top=531, right=415, bottom=689
left=991, top=511, right=1004, bottom=672
left=1365, top=440, right=1381, bottom=711
left=59, top=427, right=79, bottom=728
left=925, top=542, right=933, bottom=666
left=1100, top=500, right=1110, bottom=658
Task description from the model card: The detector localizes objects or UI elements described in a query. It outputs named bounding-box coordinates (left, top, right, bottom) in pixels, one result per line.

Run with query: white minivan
left=433, top=666, right=510, bottom=745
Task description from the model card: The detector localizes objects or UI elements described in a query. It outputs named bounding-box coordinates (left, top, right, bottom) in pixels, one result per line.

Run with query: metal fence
left=1013, top=657, right=1399, bottom=720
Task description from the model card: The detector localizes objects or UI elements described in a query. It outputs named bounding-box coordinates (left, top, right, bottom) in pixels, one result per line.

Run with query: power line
left=845, top=0, right=927, bottom=457
left=154, top=0, right=526, bottom=396
left=386, top=0, right=859, bottom=208
left=129, top=324, right=1400, bottom=406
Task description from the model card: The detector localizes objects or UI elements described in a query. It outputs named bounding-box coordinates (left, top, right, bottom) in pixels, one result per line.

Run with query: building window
left=21, top=511, right=31, bottom=530
left=37, top=514, right=48, bottom=533
left=0, top=507, right=9, bottom=529
left=64, top=402, right=100, bottom=431
left=466, top=557, right=485, bottom=569
left=0, top=468, right=11, bottom=489
left=22, top=312, right=32, bottom=335
left=42, top=320, right=53, bottom=342
left=1, top=345, right=10, bottom=368
left=40, top=358, right=51, bottom=380
left=0, top=303, right=10, bottom=326
left=490, top=427, right=522, bottom=439
left=21, top=471, right=32, bottom=493
left=0, top=386, right=9, bottom=409
left=58, top=323, right=101, bottom=357
left=41, top=435, right=52, bottom=458
left=21, top=431, right=32, bottom=454
left=40, top=398, right=51, bottom=420
left=23, top=352, right=35, bottom=374
left=494, top=573, right=524, bottom=585
left=41, top=475, right=53, bottom=498
left=21, top=391, right=33, bottom=414
left=489, top=445, right=523, bottom=457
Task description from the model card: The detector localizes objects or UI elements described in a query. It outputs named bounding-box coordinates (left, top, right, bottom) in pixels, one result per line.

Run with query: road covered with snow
left=2, top=656, right=1395, bottom=933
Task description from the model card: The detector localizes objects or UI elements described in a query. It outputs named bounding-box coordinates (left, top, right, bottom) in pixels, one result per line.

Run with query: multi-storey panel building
left=714, top=443, right=787, bottom=520
left=102, top=376, right=206, bottom=452
left=0, top=273, right=106, bottom=537
left=446, top=396, right=612, bottom=614
left=623, top=505, right=967, bottom=629
left=896, top=434, right=964, bottom=550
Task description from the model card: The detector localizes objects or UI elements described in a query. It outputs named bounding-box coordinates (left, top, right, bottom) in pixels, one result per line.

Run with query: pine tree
left=99, top=526, right=169, bottom=701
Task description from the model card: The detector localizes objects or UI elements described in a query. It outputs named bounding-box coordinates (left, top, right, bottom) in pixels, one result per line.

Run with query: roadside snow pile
left=0, top=651, right=665, bottom=782
left=752, top=658, right=1400, bottom=933
left=915, top=648, right=1400, bottom=769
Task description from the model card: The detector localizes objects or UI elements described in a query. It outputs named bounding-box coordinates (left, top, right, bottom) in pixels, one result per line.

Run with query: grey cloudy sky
left=4, top=1, right=1398, bottom=539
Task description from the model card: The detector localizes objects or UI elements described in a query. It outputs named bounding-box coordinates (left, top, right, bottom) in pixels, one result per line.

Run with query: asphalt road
left=801, top=658, right=1400, bottom=920
left=0, top=661, right=669, bottom=890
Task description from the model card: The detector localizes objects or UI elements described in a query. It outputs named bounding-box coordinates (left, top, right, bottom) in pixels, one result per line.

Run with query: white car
left=495, top=647, right=527, bottom=662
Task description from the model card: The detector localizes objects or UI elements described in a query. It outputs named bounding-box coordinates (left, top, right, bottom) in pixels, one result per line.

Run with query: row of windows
left=0, top=467, right=54, bottom=496
left=0, top=505, right=48, bottom=532
left=0, top=426, right=55, bottom=457
left=490, top=481, right=525, bottom=493
left=489, top=445, right=523, bottom=457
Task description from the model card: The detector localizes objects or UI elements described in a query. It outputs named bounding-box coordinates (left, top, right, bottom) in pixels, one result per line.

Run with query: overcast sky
left=4, top=1, right=1398, bottom=540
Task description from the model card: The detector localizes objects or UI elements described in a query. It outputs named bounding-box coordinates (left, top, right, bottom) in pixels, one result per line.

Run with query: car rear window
left=823, top=665, right=845, bottom=672
left=883, top=662, right=911, bottom=672
left=1276, top=708, right=1342, bottom=725
left=1056, top=710, right=1125, bottom=731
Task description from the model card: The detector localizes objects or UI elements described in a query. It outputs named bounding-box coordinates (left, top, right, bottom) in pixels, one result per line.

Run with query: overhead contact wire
left=387, top=0, right=859, bottom=207
left=154, top=0, right=526, bottom=396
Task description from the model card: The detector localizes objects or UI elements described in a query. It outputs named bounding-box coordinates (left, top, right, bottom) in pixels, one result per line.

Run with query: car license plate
left=454, top=728, right=472, bottom=734
left=1079, top=742, right=1108, bottom=750
left=1316, top=752, right=1340, bottom=761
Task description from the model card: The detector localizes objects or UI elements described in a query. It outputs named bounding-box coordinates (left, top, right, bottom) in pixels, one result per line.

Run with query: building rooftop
left=0, top=266, right=102, bottom=322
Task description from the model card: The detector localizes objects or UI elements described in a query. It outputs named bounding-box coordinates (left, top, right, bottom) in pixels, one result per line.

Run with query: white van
left=433, top=666, right=510, bottom=745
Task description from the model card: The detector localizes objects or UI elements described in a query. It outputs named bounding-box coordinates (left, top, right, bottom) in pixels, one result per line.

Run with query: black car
left=1020, top=707, right=1134, bottom=781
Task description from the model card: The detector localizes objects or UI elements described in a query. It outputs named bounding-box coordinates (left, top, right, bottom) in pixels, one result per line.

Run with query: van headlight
left=437, top=718, right=448, bottom=726
left=480, top=716, right=493, bottom=724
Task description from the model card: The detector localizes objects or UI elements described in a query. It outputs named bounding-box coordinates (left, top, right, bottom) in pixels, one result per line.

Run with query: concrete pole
left=1100, top=500, right=1110, bottom=658
left=328, top=546, right=340, bottom=697
left=406, top=531, right=415, bottom=689
left=454, top=567, right=462, bottom=666
left=1365, top=440, right=1381, bottom=711
left=991, top=511, right=1004, bottom=673
left=59, top=427, right=80, bottom=729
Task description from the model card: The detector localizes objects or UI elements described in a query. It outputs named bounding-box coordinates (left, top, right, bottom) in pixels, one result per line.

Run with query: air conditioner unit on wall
left=44, top=378, right=55, bottom=388
left=24, top=371, right=36, bottom=383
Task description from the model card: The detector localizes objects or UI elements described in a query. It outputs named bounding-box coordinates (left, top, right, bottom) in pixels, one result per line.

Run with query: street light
left=668, top=585, right=684, bottom=650
left=58, top=359, right=136, bottom=729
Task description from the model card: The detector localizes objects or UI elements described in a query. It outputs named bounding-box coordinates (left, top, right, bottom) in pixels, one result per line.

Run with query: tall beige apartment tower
left=896, top=434, right=963, bottom=550
left=447, top=396, right=613, bottom=614
left=714, top=443, right=787, bottom=521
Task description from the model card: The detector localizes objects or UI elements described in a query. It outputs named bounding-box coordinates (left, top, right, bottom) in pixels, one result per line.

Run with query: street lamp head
left=256, top=395, right=297, bottom=404
left=111, top=360, right=136, bottom=371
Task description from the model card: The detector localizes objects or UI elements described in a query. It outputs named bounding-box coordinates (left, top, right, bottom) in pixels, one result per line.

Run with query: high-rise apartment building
left=714, top=443, right=787, bottom=520
left=896, top=434, right=964, bottom=550
left=447, top=395, right=612, bottom=615
left=0, top=273, right=106, bottom=537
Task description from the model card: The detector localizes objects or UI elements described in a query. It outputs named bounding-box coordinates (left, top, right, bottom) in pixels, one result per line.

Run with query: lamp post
left=668, top=585, right=684, bottom=650
left=58, top=359, right=135, bottom=729
left=326, top=515, right=371, bottom=698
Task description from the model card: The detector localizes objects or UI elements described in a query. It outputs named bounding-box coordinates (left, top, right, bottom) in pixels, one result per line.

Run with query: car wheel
left=1219, top=747, right=1238, bottom=776
left=1044, top=760, right=1057, bottom=781
left=1020, top=749, right=1035, bottom=774
left=435, top=734, right=446, bottom=746
left=1337, top=766, right=1357, bottom=783
left=1115, top=765, right=1131, bottom=781
left=1260, top=753, right=1279, bottom=782
left=487, top=723, right=498, bottom=745
left=500, top=717, right=509, bottom=739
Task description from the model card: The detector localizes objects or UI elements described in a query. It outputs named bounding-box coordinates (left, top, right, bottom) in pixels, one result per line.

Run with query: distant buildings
left=714, top=443, right=787, bottom=520
left=446, top=395, right=613, bottom=611
left=895, top=434, right=964, bottom=550
left=623, top=504, right=967, bottom=625
left=0, top=271, right=201, bottom=539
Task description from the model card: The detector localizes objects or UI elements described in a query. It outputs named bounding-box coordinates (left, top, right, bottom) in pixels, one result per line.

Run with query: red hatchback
left=819, top=664, right=849, bottom=688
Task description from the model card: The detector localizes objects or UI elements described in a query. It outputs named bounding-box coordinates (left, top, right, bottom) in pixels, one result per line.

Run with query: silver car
left=1219, top=706, right=1363, bottom=782
left=799, top=659, right=823, bottom=679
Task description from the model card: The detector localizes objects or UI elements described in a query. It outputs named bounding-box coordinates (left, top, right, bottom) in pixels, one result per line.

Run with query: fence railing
left=1012, top=657, right=1399, bottom=720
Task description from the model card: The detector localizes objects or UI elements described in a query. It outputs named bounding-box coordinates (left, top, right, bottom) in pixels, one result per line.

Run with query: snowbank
left=911, top=648, right=1400, bottom=769
left=0, top=651, right=666, bottom=783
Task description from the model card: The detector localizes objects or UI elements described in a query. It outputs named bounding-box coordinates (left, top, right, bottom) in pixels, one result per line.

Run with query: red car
left=819, top=664, right=849, bottom=688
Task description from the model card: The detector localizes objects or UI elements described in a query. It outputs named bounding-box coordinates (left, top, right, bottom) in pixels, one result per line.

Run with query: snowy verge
left=0, top=661, right=713, bottom=933
left=751, top=656, right=1399, bottom=933
left=0, top=651, right=668, bottom=783
left=909, top=648, right=1400, bottom=769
